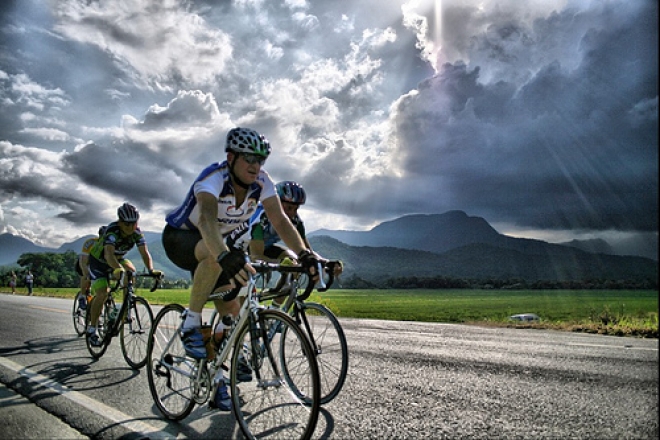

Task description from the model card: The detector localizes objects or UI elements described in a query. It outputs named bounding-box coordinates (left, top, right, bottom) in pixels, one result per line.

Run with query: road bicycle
left=85, top=270, right=162, bottom=369
left=209, top=259, right=347, bottom=404
left=72, top=289, right=91, bottom=337
left=147, top=261, right=322, bottom=440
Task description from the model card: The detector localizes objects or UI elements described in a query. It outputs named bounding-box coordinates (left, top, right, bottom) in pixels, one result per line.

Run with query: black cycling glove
left=298, top=249, right=324, bottom=274
left=217, top=249, right=247, bottom=279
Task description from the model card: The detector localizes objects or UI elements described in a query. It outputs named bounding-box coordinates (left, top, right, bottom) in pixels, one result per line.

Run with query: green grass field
left=14, top=287, right=658, bottom=337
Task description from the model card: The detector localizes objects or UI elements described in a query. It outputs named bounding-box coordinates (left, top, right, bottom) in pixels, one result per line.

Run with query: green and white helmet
left=225, top=127, right=271, bottom=157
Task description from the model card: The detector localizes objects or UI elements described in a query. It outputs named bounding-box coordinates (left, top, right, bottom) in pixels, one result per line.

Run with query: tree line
left=0, top=251, right=191, bottom=290
left=1, top=251, right=656, bottom=292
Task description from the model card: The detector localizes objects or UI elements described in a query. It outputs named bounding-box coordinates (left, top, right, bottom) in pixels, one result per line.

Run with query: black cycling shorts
left=162, top=224, right=239, bottom=301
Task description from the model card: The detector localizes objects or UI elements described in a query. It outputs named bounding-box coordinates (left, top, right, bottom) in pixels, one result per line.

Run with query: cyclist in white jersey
left=163, top=128, right=325, bottom=407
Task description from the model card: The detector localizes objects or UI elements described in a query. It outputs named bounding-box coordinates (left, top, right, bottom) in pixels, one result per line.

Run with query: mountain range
left=1, top=211, right=657, bottom=284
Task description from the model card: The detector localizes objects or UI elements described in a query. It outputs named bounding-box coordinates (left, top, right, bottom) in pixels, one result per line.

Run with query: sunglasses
left=240, top=153, right=267, bottom=165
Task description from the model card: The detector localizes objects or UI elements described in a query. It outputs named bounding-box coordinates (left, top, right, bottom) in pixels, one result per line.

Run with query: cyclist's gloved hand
left=149, top=269, right=164, bottom=278
left=112, top=267, right=125, bottom=280
left=298, top=250, right=324, bottom=277
left=217, top=249, right=248, bottom=279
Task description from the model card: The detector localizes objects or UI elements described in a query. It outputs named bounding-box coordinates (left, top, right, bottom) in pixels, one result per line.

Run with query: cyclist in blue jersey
left=250, top=181, right=343, bottom=305
left=87, top=203, right=162, bottom=346
left=162, top=127, right=325, bottom=411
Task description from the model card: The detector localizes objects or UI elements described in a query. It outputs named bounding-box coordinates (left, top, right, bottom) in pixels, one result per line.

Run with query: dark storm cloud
left=62, top=141, right=184, bottom=210
left=388, top=1, right=658, bottom=233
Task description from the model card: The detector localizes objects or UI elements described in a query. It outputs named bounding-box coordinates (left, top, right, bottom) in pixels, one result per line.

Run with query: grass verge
left=10, top=287, right=658, bottom=338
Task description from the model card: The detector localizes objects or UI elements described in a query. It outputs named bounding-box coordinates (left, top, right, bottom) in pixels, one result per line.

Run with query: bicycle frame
left=86, top=270, right=162, bottom=367
left=106, top=271, right=156, bottom=335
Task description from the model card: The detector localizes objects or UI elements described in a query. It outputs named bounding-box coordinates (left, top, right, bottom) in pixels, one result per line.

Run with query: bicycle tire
left=296, top=302, right=349, bottom=404
left=85, top=296, right=115, bottom=359
left=72, top=291, right=87, bottom=337
left=229, top=309, right=320, bottom=440
left=120, top=296, right=154, bottom=369
left=146, top=304, right=197, bottom=420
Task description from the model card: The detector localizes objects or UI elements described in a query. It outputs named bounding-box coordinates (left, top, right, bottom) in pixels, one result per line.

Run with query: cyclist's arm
left=137, top=245, right=155, bottom=272
left=79, top=254, right=90, bottom=279
left=104, top=244, right=124, bottom=271
left=262, top=196, right=307, bottom=255
left=197, top=191, right=229, bottom=261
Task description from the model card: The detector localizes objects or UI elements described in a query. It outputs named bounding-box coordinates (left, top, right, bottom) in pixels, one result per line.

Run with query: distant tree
left=17, top=251, right=78, bottom=288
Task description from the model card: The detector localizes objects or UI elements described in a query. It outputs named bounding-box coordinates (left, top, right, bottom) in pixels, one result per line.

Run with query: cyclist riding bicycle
left=87, top=203, right=163, bottom=347
left=249, top=180, right=343, bottom=306
left=75, top=226, right=107, bottom=308
left=162, top=127, right=326, bottom=411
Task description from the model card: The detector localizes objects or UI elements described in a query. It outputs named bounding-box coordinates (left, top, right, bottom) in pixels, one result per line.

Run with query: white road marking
left=0, top=356, right=174, bottom=439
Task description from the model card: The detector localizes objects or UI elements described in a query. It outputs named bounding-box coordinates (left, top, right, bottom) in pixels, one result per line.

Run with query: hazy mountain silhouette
left=0, top=234, right=53, bottom=266
left=308, top=235, right=657, bottom=283
left=0, top=232, right=189, bottom=280
left=2, top=211, right=657, bottom=283
left=310, top=210, right=611, bottom=257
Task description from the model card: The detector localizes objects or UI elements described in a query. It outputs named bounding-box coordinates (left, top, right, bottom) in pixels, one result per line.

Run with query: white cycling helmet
left=225, top=127, right=271, bottom=157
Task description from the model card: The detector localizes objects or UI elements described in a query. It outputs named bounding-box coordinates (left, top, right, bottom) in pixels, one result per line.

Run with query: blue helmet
left=276, top=181, right=306, bottom=205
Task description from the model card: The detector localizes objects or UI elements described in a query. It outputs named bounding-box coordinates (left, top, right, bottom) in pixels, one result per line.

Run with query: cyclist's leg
left=163, top=225, right=209, bottom=359
left=88, top=281, right=108, bottom=327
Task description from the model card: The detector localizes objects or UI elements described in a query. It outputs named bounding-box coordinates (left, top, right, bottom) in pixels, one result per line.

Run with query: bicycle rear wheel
left=146, top=304, right=196, bottom=420
left=72, top=291, right=87, bottom=337
left=120, top=296, right=154, bottom=369
left=296, top=302, right=348, bottom=404
left=85, top=296, right=115, bottom=359
left=230, top=309, right=320, bottom=440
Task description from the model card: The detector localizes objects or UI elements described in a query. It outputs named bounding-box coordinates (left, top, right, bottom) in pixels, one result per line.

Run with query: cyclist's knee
left=120, top=259, right=136, bottom=272
left=91, top=277, right=109, bottom=294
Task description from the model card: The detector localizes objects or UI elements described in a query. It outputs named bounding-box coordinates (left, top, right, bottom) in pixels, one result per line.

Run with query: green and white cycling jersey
left=88, top=221, right=147, bottom=265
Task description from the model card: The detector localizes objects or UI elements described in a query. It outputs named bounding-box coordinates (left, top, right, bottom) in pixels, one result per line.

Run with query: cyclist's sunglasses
left=240, top=153, right=267, bottom=165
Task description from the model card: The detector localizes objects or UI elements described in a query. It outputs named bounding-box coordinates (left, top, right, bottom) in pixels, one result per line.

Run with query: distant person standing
left=9, top=271, right=17, bottom=294
left=25, top=271, right=34, bottom=295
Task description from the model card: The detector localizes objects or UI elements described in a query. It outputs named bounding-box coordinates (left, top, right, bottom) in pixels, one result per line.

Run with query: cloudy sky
left=0, top=0, right=657, bottom=260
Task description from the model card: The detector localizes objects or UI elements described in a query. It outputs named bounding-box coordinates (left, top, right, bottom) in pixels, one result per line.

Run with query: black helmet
left=276, top=181, right=306, bottom=205
left=117, top=203, right=139, bottom=222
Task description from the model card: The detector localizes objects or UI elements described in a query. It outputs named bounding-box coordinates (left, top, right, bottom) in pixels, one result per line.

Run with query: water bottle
left=214, top=315, right=234, bottom=352
left=108, top=305, right=119, bottom=327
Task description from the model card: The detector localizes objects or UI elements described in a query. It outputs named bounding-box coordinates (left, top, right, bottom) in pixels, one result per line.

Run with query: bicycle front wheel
left=296, top=302, right=349, bottom=404
left=72, top=291, right=87, bottom=337
left=120, top=296, right=154, bottom=369
left=85, top=296, right=115, bottom=359
left=230, top=309, right=320, bottom=440
left=146, top=304, right=196, bottom=420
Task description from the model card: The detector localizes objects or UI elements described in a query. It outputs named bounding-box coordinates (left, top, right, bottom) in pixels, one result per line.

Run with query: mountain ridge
left=1, top=211, right=657, bottom=283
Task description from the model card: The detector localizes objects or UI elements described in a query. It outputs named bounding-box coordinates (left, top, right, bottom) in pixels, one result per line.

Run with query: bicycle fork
left=295, top=303, right=322, bottom=356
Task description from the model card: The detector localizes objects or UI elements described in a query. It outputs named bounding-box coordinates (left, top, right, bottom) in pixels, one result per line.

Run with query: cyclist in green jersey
left=86, top=203, right=163, bottom=346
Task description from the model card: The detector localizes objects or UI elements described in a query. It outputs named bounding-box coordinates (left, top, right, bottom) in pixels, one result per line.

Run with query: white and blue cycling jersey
left=165, top=161, right=276, bottom=247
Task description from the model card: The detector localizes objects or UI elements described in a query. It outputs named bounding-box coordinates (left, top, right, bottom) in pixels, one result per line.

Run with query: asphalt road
left=0, top=293, right=657, bottom=439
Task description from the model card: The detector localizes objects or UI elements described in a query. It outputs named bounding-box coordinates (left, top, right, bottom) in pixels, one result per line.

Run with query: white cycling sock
left=183, top=311, right=202, bottom=330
